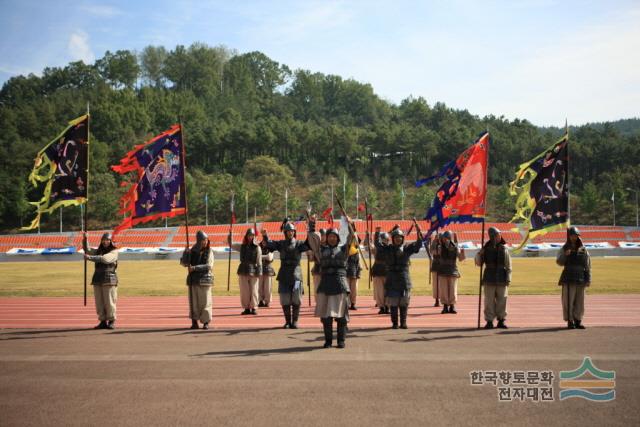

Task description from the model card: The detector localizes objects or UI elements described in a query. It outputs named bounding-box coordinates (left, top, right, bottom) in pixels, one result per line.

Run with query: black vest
left=318, top=245, right=349, bottom=295
left=238, top=243, right=260, bottom=276
left=92, top=259, right=118, bottom=286
left=560, top=247, right=590, bottom=285
left=188, top=248, right=213, bottom=286
left=481, top=243, right=508, bottom=285
left=437, top=243, right=460, bottom=277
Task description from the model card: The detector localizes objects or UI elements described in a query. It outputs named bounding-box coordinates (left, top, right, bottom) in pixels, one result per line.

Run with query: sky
left=0, top=0, right=638, bottom=126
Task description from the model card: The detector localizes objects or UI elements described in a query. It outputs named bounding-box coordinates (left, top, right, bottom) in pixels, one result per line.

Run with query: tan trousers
left=239, top=275, right=259, bottom=309
left=372, top=276, right=386, bottom=308
left=258, top=275, right=273, bottom=305
left=348, top=277, right=358, bottom=305
left=431, top=272, right=439, bottom=300
left=93, top=285, right=117, bottom=321
left=438, top=276, right=458, bottom=305
left=189, top=285, right=212, bottom=323
left=483, top=284, right=508, bottom=322
left=562, top=284, right=586, bottom=321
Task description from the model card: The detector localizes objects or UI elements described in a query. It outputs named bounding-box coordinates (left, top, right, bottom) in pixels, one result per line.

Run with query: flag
left=509, top=132, right=569, bottom=250
left=357, top=203, right=365, bottom=212
left=111, top=124, right=186, bottom=235
left=22, top=114, right=89, bottom=230
left=321, top=206, right=333, bottom=221
left=416, top=131, right=489, bottom=237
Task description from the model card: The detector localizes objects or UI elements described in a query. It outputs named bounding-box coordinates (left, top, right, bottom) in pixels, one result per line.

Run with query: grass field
left=1, top=257, right=639, bottom=297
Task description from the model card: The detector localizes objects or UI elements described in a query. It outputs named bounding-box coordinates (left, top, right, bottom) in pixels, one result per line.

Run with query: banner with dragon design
left=111, top=124, right=186, bottom=235
left=22, top=114, right=89, bottom=230
left=509, top=131, right=569, bottom=251
left=416, top=131, right=489, bottom=237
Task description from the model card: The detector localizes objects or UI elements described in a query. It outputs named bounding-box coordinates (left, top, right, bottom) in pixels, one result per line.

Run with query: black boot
left=434, top=298, right=440, bottom=307
left=378, top=307, right=385, bottom=314
left=484, top=321, right=494, bottom=329
left=282, top=305, right=292, bottom=328
left=290, top=305, right=300, bottom=329
left=250, top=308, right=257, bottom=315
left=497, top=319, right=508, bottom=329
left=258, top=301, right=265, bottom=308
left=399, top=306, right=408, bottom=329
left=190, top=319, right=199, bottom=329
left=449, top=305, right=457, bottom=314
left=441, top=304, right=449, bottom=314
left=202, top=322, right=209, bottom=330
left=390, top=306, right=399, bottom=329
left=336, top=318, right=347, bottom=348
left=567, top=320, right=575, bottom=329
left=94, top=321, right=107, bottom=330
left=322, top=317, right=333, bottom=348
left=349, top=303, right=357, bottom=310
left=106, top=320, right=115, bottom=330
left=574, top=320, right=585, bottom=329
left=241, top=308, right=251, bottom=315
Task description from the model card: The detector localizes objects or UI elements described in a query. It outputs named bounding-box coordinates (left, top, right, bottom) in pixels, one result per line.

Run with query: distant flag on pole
left=111, top=124, right=186, bottom=235
left=230, top=193, right=237, bottom=224
left=509, top=131, right=569, bottom=251
left=416, top=131, right=489, bottom=238
left=22, top=114, right=89, bottom=230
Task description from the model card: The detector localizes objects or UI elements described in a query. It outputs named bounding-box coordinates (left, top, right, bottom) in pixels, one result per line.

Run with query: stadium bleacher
left=0, top=222, right=638, bottom=253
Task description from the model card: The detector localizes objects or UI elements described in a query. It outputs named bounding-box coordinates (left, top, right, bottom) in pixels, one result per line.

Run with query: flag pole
left=365, top=196, right=371, bottom=289
left=83, top=102, right=90, bottom=306
left=566, top=119, right=571, bottom=225
left=227, top=193, right=234, bottom=292
left=303, top=201, right=313, bottom=307
left=179, top=120, right=191, bottom=250
left=477, top=130, right=490, bottom=329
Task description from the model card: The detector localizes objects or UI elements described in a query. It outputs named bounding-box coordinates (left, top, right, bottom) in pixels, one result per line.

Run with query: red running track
left=1, top=295, right=638, bottom=329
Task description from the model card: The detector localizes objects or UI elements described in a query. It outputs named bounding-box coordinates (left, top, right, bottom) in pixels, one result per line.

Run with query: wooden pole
left=83, top=103, right=90, bottom=306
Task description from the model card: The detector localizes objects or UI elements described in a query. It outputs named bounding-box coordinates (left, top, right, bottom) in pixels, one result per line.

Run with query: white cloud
left=68, top=30, right=95, bottom=63
left=80, top=3, right=122, bottom=18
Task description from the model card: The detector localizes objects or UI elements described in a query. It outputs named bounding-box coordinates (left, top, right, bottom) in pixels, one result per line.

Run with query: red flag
left=321, top=206, right=333, bottom=220
left=367, top=213, right=373, bottom=221
left=357, top=203, right=365, bottom=212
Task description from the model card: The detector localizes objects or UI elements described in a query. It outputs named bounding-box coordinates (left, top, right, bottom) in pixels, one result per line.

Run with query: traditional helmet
left=196, top=230, right=208, bottom=242
left=488, top=227, right=501, bottom=238
left=245, top=228, right=255, bottom=236
left=391, top=228, right=404, bottom=237
left=326, top=228, right=341, bottom=243
left=283, top=223, right=296, bottom=233
left=379, top=232, right=390, bottom=241
left=567, top=226, right=580, bottom=236
left=319, top=228, right=327, bottom=235
left=442, top=230, right=454, bottom=240
left=100, top=232, right=113, bottom=241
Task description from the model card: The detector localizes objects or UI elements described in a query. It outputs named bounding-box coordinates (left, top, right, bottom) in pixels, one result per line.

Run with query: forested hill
left=540, top=118, right=640, bottom=138
left=0, top=43, right=638, bottom=232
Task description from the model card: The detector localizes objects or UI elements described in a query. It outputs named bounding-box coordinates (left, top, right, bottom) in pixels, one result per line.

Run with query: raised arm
left=86, top=250, right=118, bottom=264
